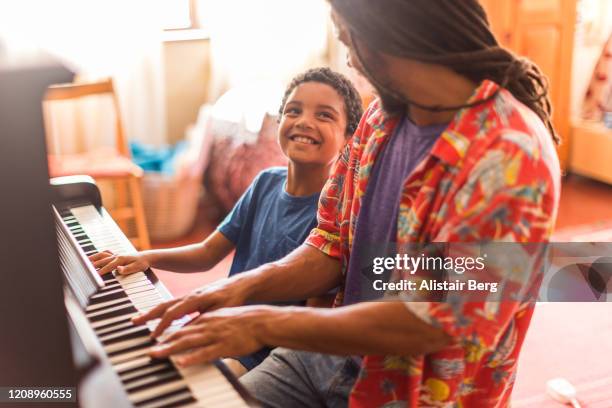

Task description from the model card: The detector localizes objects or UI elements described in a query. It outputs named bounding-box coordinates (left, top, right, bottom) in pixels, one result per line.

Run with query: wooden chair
left=43, top=79, right=150, bottom=250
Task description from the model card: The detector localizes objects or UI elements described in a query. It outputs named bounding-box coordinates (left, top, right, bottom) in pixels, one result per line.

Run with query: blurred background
left=1, top=0, right=612, bottom=405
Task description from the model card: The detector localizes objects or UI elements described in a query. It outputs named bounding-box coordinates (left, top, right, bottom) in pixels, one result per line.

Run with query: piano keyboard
left=58, top=204, right=249, bottom=408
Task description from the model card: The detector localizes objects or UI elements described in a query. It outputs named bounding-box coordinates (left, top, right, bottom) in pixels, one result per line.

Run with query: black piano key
left=123, top=364, right=177, bottom=386
left=91, top=299, right=133, bottom=316
left=96, top=283, right=123, bottom=293
left=118, top=359, right=172, bottom=379
left=94, top=318, right=135, bottom=336
left=160, top=397, right=198, bottom=408
left=81, top=245, right=97, bottom=253
left=107, top=339, right=156, bottom=358
left=133, top=387, right=195, bottom=408
left=88, top=305, right=137, bottom=323
left=125, top=371, right=183, bottom=394
left=88, top=303, right=137, bottom=323
left=102, top=273, right=117, bottom=282
left=102, top=326, right=150, bottom=346
left=115, top=356, right=167, bottom=375
left=89, top=289, right=128, bottom=304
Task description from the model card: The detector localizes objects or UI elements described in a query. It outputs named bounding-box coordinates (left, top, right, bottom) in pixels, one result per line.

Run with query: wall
left=163, top=37, right=211, bottom=144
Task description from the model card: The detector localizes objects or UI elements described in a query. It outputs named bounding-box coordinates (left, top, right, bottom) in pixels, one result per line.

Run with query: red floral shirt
left=306, top=80, right=561, bottom=407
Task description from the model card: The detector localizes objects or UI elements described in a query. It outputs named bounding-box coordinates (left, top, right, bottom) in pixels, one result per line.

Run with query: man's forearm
left=235, top=244, right=342, bottom=303
left=255, top=302, right=452, bottom=357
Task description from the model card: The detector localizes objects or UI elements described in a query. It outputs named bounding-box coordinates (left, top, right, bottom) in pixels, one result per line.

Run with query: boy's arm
left=94, top=171, right=263, bottom=276
left=93, top=230, right=234, bottom=275
left=144, top=230, right=235, bottom=272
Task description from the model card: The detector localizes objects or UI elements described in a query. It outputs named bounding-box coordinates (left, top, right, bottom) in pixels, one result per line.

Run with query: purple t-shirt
left=343, top=117, right=447, bottom=305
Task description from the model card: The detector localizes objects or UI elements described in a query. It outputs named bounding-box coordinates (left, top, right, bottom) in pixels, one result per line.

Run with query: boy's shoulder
left=249, top=166, right=288, bottom=192
left=258, top=166, right=288, bottom=178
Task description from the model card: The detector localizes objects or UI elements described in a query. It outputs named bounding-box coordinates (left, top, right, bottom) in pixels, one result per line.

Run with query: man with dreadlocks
left=133, top=1, right=561, bottom=406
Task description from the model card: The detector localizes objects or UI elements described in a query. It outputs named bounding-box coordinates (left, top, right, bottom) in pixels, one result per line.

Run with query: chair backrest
left=43, top=78, right=129, bottom=157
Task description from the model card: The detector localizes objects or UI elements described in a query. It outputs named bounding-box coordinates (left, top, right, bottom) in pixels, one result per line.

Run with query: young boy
left=90, top=67, right=363, bottom=373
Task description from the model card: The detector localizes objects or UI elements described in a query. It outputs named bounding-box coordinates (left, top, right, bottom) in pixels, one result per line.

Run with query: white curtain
left=200, top=0, right=330, bottom=102
left=0, top=0, right=167, bottom=151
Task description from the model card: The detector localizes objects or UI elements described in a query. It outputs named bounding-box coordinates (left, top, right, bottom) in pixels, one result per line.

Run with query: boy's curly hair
left=279, top=67, right=363, bottom=137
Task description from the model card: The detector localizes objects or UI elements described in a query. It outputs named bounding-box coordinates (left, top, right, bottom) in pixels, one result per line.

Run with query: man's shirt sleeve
left=404, top=133, right=559, bottom=348
left=304, top=143, right=350, bottom=260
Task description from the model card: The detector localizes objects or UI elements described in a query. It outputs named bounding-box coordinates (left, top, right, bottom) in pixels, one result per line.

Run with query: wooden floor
left=556, top=174, right=612, bottom=230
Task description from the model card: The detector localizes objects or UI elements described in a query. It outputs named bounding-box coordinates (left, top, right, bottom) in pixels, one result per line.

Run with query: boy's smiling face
left=278, top=81, right=348, bottom=166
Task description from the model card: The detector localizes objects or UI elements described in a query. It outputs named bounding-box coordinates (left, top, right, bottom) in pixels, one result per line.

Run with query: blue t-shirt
left=343, top=117, right=447, bottom=305
left=217, top=166, right=320, bottom=369
left=218, top=167, right=320, bottom=276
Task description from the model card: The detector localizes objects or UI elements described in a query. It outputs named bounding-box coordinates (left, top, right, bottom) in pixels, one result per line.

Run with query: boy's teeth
left=293, top=136, right=315, bottom=144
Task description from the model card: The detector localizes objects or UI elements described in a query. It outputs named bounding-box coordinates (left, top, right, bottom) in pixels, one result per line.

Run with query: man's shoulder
left=463, top=90, right=560, bottom=179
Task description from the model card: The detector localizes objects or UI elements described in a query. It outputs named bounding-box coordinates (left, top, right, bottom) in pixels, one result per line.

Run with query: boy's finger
left=88, top=250, right=113, bottom=262
left=117, top=263, right=141, bottom=275
left=92, top=256, right=115, bottom=269
left=97, top=257, right=120, bottom=275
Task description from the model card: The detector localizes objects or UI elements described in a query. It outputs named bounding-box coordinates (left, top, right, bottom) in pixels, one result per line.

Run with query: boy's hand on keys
left=89, top=250, right=151, bottom=276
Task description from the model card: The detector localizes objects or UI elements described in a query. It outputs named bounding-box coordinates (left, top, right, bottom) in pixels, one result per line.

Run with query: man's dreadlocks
left=331, top=0, right=559, bottom=144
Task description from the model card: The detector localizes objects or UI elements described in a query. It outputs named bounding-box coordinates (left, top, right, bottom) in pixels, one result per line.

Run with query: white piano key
left=104, top=276, right=149, bottom=287
left=132, top=303, right=161, bottom=314
left=109, top=345, right=152, bottom=365
left=99, top=325, right=150, bottom=343
left=124, top=370, right=181, bottom=392
left=119, top=361, right=172, bottom=382
left=129, top=290, right=161, bottom=302
left=125, top=285, right=156, bottom=296
left=116, top=272, right=147, bottom=283
left=86, top=297, right=134, bottom=313
left=87, top=303, right=135, bottom=319
left=99, top=282, right=122, bottom=291
left=91, top=312, right=138, bottom=330
left=114, top=355, right=156, bottom=374
left=179, top=363, right=248, bottom=407
left=95, top=319, right=135, bottom=336
left=136, top=390, right=195, bottom=408
left=90, top=287, right=124, bottom=299
left=128, top=295, right=161, bottom=307
left=121, top=280, right=154, bottom=290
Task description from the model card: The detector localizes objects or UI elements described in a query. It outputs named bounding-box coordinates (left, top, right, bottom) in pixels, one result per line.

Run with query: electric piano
left=52, top=175, right=253, bottom=408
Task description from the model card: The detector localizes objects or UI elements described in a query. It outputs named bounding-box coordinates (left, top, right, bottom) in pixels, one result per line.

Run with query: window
left=162, top=0, right=198, bottom=30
